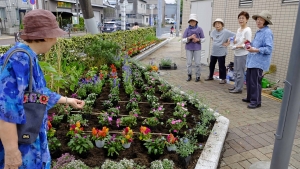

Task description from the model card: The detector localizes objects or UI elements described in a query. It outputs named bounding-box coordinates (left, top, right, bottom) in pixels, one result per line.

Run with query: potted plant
left=66, top=121, right=84, bottom=138
left=142, top=117, right=163, bottom=130
left=165, top=133, right=178, bottom=151
left=97, top=112, right=113, bottom=126
left=159, top=58, right=172, bottom=69
left=139, top=126, right=152, bottom=141
left=91, top=127, right=109, bottom=148
left=146, top=95, right=159, bottom=107
left=67, top=134, right=94, bottom=158
left=175, top=137, right=199, bottom=168
left=52, top=153, right=75, bottom=169
left=166, top=118, right=187, bottom=135
left=144, top=137, right=165, bottom=157
left=104, top=134, right=124, bottom=157
left=119, top=115, right=137, bottom=128
left=149, top=105, right=164, bottom=118
left=120, top=127, right=134, bottom=148
left=126, top=98, right=139, bottom=110
left=48, top=137, right=62, bottom=158
left=173, top=101, right=190, bottom=120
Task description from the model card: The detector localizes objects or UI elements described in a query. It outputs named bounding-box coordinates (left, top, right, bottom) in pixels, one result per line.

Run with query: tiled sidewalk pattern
left=139, top=37, right=300, bottom=169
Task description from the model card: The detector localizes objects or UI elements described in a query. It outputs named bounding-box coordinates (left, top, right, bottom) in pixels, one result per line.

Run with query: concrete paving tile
left=248, top=158, right=260, bottom=164
left=243, top=136, right=263, bottom=149
left=235, top=138, right=255, bottom=151
left=257, top=133, right=275, bottom=144
left=257, top=145, right=274, bottom=154
left=238, top=160, right=252, bottom=169
left=227, top=140, right=247, bottom=153
left=228, top=163, right=244, bottom=169
left=219, top=166, right=231, bottom=169
left=223, top=154, right=246, bottom=165
left=251, top=135, right=272, bottom=147
left=240, top=151, right=255, bottom=159
left=249, top=149, right=270, bottom=161
left=223, top=148, right=239, bottom=157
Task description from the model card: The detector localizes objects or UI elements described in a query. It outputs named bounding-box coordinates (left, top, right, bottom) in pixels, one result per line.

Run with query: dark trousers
left=246, top=68, right=263, bottom=105
left=209, top=55, right=226, bottom=80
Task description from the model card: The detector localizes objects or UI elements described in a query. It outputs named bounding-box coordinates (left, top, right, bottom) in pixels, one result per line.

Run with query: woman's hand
left=4, top=148, right=22, bottom=169
left=192, top=38, right=200, bottom=43
left=222, top=39, right=230, bottom=47
left=67, top=98, right=85, bottom=109
left=247, top=47, right=259, bottom=53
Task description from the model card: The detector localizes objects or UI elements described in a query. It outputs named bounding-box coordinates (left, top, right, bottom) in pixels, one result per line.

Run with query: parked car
left=101, top=21, right=130, bottom=33
left=167, top=18, right=175, bottom=24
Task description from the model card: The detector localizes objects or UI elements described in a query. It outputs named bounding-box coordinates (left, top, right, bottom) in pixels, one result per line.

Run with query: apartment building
left=181, top=0, right=299, bottom=84
left=0, top=0, right=110, bottom=35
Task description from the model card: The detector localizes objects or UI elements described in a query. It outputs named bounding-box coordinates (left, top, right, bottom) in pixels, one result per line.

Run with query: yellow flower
left=121, top=140, right=124, bottom=144
left=76, top=121, right=81, bottom=128
left=125, top=135, right=131, bottom=140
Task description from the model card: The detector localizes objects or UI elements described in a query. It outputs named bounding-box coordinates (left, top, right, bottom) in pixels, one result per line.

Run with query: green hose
left=272, top=88, right=284, bottom=99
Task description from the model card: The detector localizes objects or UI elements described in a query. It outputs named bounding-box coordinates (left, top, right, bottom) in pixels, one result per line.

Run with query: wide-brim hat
left=252, top=10, right=273, bottom=25
left=213, top=18, right=224, bottom=27
left=21, top=9, right=67, bottom=40
left=188, top=14, right=198, bottom=23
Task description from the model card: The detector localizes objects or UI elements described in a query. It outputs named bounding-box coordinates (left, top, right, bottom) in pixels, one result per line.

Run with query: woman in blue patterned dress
left=0, top=9, right=85, bottom=169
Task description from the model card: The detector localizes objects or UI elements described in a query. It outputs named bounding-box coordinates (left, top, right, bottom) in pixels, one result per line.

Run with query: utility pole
left=270, top=3, right=300, bottom=169
left=121, top=0, right=128, bottom=30
left=176, top=0, right=180, bottom=37
left=78, top=0, right=98, bottom=34
left=156, top=0, right=162, bottom=38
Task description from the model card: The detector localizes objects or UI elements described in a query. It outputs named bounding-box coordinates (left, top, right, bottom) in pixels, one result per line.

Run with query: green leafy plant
left=166, top=118, right=187, bottom=133
left=104, top=134, right=124, bottom=156
left=142, top=117, right=163, bottom=127
left=144, top=137, right=165, bottom=155
left=160, top=58, right=172, bottom=66
left=102, top=100, right=113, bottom=109
left=48, top=137, right=61, bottom=152
left=172, top=93, right=184, bottom=104
left=119, top=115, right=137, bottom=128
left=147, top=95, right=159, bottom=107
left=149, top=104, right=164, bottom=118
left=67, top=134, right=94, bottom=154
left=175, top=137, right=199, bottom=158
left=130, top=91, right=141, bottom=102
left=150, top=159, right=175, bottom=169
left=173, top=101, right=190, bottom=120
left=50, top=113, right=64, bottom=127
left=126, top=98, right=139, bottom=110
left=67, top=114, right=88, bottom=126
left=63, top=160, right=90, bottom=169
left=158, top=83, right=171, bottom=93
left=107, top=106, right=120, bottom=117
left=101, top=158, right=146, bottom=169
left=98, top=112, right=113, bottom=126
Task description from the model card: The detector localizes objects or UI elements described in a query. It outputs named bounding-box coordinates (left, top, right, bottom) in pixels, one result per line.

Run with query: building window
left=146, top=18, right=148, bottom=23
left=282, top=0, right=299, bottom=3
left=239, top=0, right=253, bottom=7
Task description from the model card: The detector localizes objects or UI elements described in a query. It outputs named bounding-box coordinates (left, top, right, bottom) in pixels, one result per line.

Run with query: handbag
left=1, top=48, right=48, bottom=144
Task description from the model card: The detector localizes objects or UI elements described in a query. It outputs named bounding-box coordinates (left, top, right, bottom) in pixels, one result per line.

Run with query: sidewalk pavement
left=139, top=37, right=300, bottom=169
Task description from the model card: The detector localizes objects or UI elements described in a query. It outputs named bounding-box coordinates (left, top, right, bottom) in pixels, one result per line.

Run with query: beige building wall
left=182, top=0, right=298, bottom=85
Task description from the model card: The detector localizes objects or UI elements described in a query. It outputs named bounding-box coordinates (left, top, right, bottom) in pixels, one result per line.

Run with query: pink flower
left=133, top=114, right=138, bottom=117
left=182, top=103, right=184, bottom=107
left=116, top=118, right=121, bottom=127
left=171, top=121, right=176, bottom=125
left=173, top=130, right=178, bottom=133
left=108, top=117, right=112, bottom=122
left=183, top=114, right=186, bottom=118
left=158, top=107, right=162, bottom=111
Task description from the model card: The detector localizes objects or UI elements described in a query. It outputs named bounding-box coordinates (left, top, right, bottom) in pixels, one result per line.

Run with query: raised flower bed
left=48, top=59, right=217, bottom=169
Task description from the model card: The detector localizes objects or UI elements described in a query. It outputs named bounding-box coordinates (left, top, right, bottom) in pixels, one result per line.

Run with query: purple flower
left=29, top=93, right=37, bottom=102
left=71, top=93, right=78, bottom=98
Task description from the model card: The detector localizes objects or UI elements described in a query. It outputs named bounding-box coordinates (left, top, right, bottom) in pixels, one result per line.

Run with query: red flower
left=23, top=95, right=28, bottom=103
left=39, top=95, right=49, bottom=104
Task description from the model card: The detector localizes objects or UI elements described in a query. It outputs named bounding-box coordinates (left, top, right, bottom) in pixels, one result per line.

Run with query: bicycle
left=14, top=32, right=22, bottom=42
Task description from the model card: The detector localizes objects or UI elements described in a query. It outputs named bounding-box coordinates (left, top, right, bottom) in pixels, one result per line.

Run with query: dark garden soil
left=52, top=69, right=215, bottom=169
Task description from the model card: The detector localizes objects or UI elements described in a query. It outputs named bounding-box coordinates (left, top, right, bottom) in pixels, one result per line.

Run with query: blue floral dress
left=0, top=43, right=61, bottom=169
